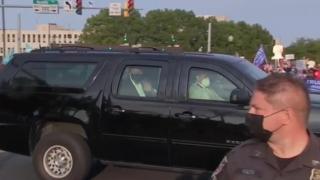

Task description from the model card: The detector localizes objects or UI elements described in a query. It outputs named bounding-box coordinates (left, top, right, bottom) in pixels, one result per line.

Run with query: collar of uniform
left=249, top=132, right=320, bottom=171
left=281, top=132, right=320, bottom=172
left=298, top=132, right=320, bottom=168
left=249, top=140, right=279, bottom=169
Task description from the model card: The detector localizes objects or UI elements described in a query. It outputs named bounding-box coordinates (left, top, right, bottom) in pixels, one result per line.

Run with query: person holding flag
left=253, top=45, right=268, bottom=69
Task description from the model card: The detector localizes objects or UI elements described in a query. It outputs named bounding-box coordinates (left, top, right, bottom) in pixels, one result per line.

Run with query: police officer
left=212, top=74, right=320, bottom=180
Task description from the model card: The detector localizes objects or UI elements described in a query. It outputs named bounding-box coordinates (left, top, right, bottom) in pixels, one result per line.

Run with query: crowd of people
left=260, top=61, right=320, bottom=80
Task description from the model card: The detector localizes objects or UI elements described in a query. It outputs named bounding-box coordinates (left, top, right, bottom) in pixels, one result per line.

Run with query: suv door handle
left=111, top=106, right=126, bottom=115
left=175, top=112, right=196, bottom=122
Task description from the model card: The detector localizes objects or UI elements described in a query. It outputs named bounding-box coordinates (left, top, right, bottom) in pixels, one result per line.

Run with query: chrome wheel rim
left=43, top=145, right=73, bottom=179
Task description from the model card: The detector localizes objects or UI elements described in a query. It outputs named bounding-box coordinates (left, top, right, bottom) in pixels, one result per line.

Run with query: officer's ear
left=282, top=107, right=294, bottom=125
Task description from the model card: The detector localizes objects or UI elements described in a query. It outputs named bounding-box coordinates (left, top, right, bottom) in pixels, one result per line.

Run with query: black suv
left=0, top=47, right=267, bottom=179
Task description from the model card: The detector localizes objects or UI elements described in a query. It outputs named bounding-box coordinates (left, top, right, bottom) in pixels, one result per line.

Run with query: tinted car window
left=188, top=68, right=237, bottom=101
left=12, top=62, right=97, bottom=88
left=118, top=66, right=161, bottom=98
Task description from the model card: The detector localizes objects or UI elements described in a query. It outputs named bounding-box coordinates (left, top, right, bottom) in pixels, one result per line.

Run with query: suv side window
left=12, top=62, right=97, bottom=88
left=188, top=68, right=237, bottom=101
left=118, top=65, right=161, bottom=98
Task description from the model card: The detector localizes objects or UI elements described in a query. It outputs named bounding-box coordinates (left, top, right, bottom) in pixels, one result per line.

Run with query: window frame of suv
left=111, top=59, right=169, bottom=101
left=187, top=67, right=238, bottom=102
left=179, top=61, right=249, bottom=105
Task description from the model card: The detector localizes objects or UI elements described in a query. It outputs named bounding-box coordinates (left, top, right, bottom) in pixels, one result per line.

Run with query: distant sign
left=295, top=59, right=306, bottom=71
left=306, top=79, right=320, bottom=93
left=285, top=54, right=295, bottom=60
left=109, top=3, right=121, bottom=16
left=33, top=0, right=59, bottom=14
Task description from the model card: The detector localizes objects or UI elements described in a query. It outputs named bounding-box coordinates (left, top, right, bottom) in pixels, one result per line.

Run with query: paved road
left=0, top=150, right=211, bottom=180
left=0, top=150, right=39, bottom=180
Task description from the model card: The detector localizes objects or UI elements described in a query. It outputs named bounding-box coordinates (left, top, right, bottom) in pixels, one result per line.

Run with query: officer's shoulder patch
left=310, top=168, right=320, bottom=180
left=211, top=156, right=228, bottom=180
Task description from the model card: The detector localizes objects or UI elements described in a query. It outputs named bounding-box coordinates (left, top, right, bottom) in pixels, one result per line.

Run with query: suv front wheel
left=32, top=132, right=91, bottom=180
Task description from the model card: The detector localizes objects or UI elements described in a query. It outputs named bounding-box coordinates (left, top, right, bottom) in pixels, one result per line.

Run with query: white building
left=0, top=23, right=82, bottom=58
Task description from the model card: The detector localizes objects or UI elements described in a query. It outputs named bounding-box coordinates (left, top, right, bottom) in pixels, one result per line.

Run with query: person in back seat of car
left=189, top=71, right=224, bottom=101
left=119, top=67, right=146, bottom=97
left=142, top=79, right=157, bottom=97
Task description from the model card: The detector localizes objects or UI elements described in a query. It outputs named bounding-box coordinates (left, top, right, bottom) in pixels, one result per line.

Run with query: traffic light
left=123, top=0, right=134, bottom=17
left=127, top=0, right=134, bottom=14
left=75, top=0, right=82, bottom=15
left=123, top=2, right=129, bottom=17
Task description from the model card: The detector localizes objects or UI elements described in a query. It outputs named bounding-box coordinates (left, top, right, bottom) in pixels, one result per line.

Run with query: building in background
left=0, top=23, right=82, bottom=58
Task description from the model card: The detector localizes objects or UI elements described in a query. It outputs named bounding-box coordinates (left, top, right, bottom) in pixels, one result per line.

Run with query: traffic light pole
left=1, top=0, right=5, bottom=57
left=0, top=2, right=142, bottom=57
left=0, top=3, right=106, bottom=59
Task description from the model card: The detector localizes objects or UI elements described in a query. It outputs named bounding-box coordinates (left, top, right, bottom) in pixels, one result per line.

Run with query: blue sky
left=3, top=0, right=320, bottom=46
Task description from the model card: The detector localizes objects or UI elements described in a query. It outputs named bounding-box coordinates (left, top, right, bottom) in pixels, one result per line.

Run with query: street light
left=227, top=35, right=239, bottom=56
left=227, top=35, right=234, bottom=55
left=228, top=35, right=234, bottom=43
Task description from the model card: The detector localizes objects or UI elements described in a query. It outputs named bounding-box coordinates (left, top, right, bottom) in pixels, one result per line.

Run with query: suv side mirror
left=230, top=89, right=250, bottom=105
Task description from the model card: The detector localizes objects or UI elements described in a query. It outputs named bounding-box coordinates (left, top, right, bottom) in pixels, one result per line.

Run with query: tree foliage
left=81, top=9, right=143, bottom=45
left=286, top=38, right=320, bottom=63
left=81, top=9, right=274, bottom=60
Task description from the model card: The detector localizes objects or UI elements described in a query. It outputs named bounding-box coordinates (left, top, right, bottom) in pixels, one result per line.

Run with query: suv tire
left=32, top=132, right=91, bottom=180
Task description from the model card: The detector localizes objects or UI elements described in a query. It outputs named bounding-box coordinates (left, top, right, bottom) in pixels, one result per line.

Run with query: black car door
left=101, top=58, right=171, bottom=166
left=170, top=61, right=251, bottom=170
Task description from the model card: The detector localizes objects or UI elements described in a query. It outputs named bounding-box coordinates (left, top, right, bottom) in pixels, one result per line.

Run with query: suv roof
left=30, top=45, right=182, bottom=55
left=9, top=45, right=246, bottom=71
left=29, top=45, right=241, bottom=60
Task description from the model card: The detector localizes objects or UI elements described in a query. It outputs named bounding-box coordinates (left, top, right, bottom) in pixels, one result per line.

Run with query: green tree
left=80, top=9, right=144, bottom=46
left=206, top=19, right=273, bottom=60
left=286, top=38, right=320, bottom=63
left=143, top=9, right=207, bottom=51
left=80, top=8, right=274, bottom=60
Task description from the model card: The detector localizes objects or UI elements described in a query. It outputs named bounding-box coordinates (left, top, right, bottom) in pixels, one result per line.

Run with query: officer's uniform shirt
left=212, top=133, right=320, bottom=180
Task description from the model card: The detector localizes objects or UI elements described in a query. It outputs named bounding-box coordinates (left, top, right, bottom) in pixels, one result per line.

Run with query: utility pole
left=0, top=3, right=119, bottom=58
left=207, top=22, right=212, bottom=53
left=48, top=23, right=51, bottom=47
left=17, top=13, right=21, bottom=53
left=1, top=0, right=5, bottom=57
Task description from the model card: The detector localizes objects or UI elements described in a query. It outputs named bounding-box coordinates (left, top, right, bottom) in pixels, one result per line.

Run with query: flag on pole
left=253, top=45, right=267, bottom=67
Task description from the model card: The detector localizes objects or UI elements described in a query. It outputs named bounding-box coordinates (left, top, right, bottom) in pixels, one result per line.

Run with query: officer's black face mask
left=245, top=110, right=284, bottom=142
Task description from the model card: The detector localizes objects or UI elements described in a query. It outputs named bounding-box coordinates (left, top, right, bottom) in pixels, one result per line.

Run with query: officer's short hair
left=255, top=73, right=310, bottom=123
